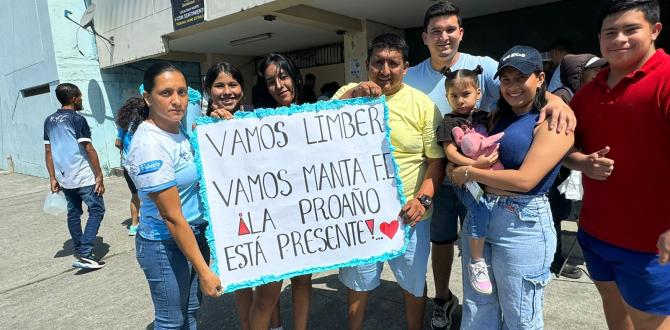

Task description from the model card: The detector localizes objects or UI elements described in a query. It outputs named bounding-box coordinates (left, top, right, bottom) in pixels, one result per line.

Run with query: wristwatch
left=416, top=194, right=433, bottom=210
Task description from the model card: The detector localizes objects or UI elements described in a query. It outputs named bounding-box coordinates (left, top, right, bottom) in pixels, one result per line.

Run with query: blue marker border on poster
left=190, top=96, right=409, bottom=293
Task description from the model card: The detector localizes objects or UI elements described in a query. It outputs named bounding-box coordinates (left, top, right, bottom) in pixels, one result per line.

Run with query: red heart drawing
left=380, top=220, right=399, bottom=239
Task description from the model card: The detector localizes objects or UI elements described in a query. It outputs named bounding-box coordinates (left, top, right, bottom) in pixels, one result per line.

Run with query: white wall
left=205, top=0, right=279, bottom=19
left=93, top=0, right=174, bottom=68
left=93, top=0, right=298, bottom=68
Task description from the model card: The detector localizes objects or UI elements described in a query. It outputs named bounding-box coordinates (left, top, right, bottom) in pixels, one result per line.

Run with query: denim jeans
left=455, top=186, right=491, bottom=239
left=61, top=184, right=105, bottom=257
left=136, top=224, right=210, bottom=330
left=460, top=195, right=556, bottom=330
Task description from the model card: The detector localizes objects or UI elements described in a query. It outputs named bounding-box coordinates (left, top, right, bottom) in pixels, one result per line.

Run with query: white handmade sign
left=192, top=98, right=407, bottom=292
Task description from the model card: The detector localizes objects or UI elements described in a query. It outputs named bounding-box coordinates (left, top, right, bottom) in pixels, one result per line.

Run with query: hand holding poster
left=192, top=98, right=408, bottom=292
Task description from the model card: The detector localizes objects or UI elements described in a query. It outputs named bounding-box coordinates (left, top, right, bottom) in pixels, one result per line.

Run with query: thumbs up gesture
left=583, top=146, right=614, bottom=180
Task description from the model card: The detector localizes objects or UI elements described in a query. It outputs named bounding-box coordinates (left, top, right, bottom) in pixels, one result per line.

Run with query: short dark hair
left=204, top=62, right=244, bottom=114
left=598, top=0, right=660, bottom=29
left=258, top=53, right=304, bottom=106
left=55, top=83, right=81, bottom=106
left=549, top=38, right=572, bottom=53
left=423, top=1, right=461, bottom=32
left=367, top=33, right=409, bottom=63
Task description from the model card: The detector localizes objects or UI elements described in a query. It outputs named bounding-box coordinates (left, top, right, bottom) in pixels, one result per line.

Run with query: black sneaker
left=73, top=255, right=106, bottom=269
left=551, top=260, right=583, bottom=279
left=557, top=264, right=583, bottom=279
left=431, top=292, right=459, bottom=330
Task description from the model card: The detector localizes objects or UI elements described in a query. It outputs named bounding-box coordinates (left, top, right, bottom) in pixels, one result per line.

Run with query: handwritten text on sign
left=195, top=99, right=406, bottom=292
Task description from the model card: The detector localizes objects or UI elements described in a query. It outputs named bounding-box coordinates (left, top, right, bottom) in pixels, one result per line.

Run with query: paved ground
left=0, top=173, right=607, bottom=329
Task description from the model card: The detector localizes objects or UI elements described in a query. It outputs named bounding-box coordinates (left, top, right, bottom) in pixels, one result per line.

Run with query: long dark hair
left=141, top=62, right=185, bottom=120
left=115, top=97, right=145, bottom=132
left=258, top=53, right=304, bottom=107
left=492, top=70, right=547, bottom=125
left=204, top=62, right=244, bottom=115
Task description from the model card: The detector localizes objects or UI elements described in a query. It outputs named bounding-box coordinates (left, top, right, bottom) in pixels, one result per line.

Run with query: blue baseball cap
left=494, top=45, right=543, bottom=79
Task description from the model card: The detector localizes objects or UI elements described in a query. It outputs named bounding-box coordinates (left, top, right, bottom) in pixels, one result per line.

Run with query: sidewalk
left=0, top=173, right=606, bottom=329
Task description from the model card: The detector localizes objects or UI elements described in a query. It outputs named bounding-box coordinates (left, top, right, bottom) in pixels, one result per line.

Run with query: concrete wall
left=93, top=0, right=303, bottom=68
left=206, top=0, right=280, bottom=19
left=0, top=0, right=60, bottom=174
left=45, top=0, right=150, bottom=176
left=94, top=0, right=174, bottom=68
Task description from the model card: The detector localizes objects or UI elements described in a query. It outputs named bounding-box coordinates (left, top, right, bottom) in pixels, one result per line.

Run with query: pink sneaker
left=469, top=259, right=493, bottom=295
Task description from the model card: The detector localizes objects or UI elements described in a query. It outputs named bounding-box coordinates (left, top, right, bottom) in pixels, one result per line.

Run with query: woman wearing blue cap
left=449, top=45, right=574, bottom=329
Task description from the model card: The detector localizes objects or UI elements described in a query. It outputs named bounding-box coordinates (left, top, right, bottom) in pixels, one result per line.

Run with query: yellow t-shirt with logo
left=334, top=83, right=445, bottom=205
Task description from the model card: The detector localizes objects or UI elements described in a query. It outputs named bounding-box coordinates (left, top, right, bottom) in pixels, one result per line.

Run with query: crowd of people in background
left=42, top=0, right=669, bottom=329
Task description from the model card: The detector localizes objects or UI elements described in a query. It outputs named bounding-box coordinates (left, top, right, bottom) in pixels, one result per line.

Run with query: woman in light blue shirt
left=125, top=62, right=221, bottom=329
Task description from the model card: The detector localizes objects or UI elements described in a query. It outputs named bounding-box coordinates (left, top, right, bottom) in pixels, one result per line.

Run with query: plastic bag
left=557, top=170, right=583, bottom=201
left=43, top=191, right=67, bottom=216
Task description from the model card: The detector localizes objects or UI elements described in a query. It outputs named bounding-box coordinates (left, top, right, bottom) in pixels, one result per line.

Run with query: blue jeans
left=455, top=186, right=490, bottom=239
left=136, top=224, right=210, bottom=330
left=61, top=185, right=105, bottom=257
left=460, top=195, right=556, bottom=330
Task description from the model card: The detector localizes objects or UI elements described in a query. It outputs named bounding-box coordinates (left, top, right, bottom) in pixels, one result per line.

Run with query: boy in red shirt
left=566, top=0, right=670, bottom=328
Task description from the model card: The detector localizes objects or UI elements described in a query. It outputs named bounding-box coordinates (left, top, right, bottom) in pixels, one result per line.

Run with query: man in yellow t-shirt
left=334, top=33, right=446, bottom=329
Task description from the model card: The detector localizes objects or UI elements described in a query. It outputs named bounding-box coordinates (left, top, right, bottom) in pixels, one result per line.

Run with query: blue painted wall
left=0, top=0, right=201, bottom=178
left=0, top=0, right=60, bottom=176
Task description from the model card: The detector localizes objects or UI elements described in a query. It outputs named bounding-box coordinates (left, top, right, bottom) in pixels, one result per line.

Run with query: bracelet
left=465, top=166, right=470, bottom=179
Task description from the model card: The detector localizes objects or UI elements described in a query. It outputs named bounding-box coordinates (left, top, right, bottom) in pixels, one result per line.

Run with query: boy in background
left=44, top=83, right=106, bottom=269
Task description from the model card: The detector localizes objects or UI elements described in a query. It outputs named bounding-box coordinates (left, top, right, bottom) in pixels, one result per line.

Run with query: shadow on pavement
left=54, top=236, right=110, bottom=260
left=188, top=273, right=462, bottom=329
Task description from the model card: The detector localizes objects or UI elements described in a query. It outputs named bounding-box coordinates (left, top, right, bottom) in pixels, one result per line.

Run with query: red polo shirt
left=571, top=49, right=670, bottom=253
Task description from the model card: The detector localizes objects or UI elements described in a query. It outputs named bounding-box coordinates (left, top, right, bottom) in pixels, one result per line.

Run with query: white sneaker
left=468, top=259, right=492, bottom=295
left=72, top=255, right=106, bottom=269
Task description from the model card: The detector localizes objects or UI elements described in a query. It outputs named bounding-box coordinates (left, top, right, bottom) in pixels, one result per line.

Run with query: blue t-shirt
left=405, top=53, right=500, bottom=116
left=43, top=109, right=95, bottom=189
left=125, top=122, right=204, bottom=240
left=490, top=110, right=560, bottom=195
left=116, top=127, right=133, bottom=160
left=547, top=65, right=562, bottom=92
